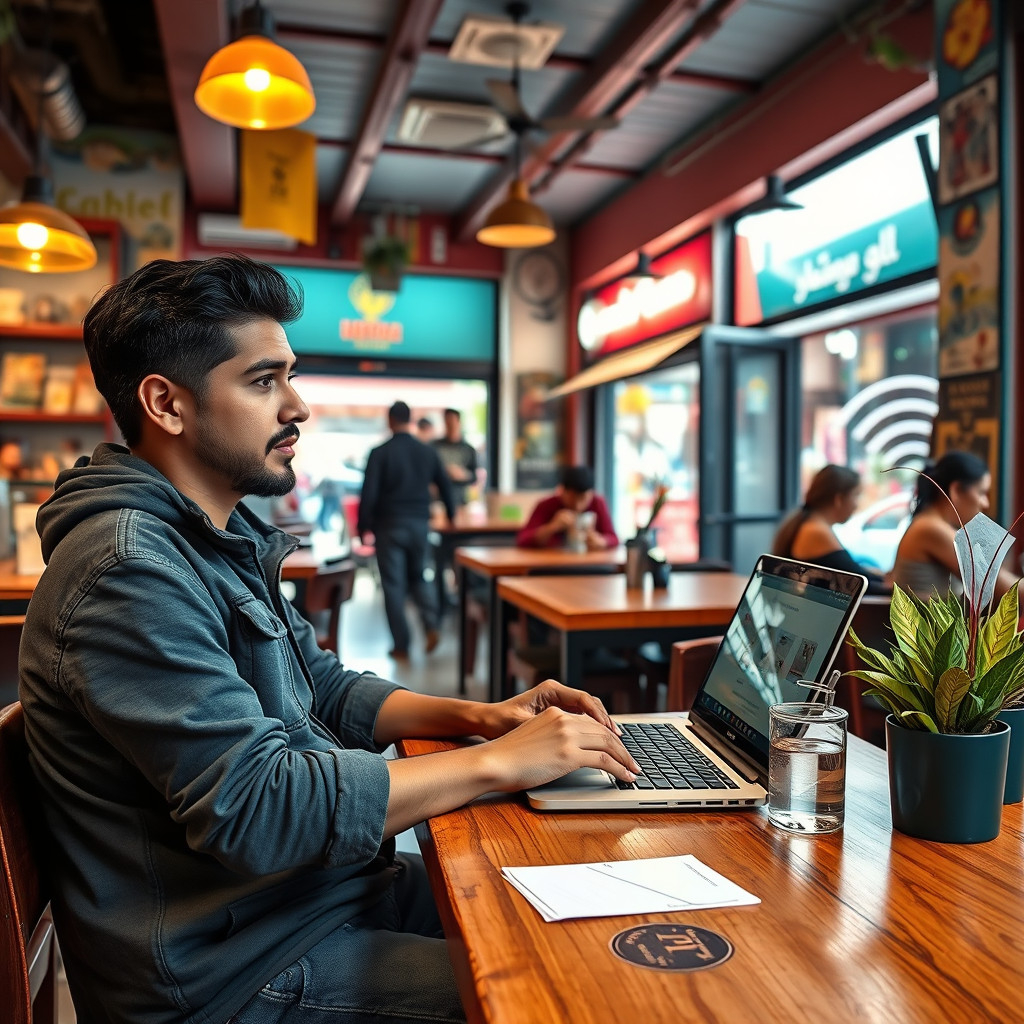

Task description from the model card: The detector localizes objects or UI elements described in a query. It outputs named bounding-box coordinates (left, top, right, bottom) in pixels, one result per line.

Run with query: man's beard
left=194, top=420, right=298, bottom=498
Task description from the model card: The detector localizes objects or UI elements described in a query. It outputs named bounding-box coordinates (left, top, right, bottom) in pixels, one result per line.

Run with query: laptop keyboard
left=616, top=721, right=740, bottom=791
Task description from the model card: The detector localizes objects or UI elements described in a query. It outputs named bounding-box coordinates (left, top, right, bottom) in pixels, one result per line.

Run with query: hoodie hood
left=37, top=443, right=279, bottom=563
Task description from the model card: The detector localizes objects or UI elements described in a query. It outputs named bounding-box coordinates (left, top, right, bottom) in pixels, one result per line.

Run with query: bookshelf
left=0, top=218, right=121, bottom=483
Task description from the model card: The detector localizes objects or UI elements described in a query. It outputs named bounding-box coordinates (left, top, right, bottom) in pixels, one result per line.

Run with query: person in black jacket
left=358, top=401, right=455, bottom=659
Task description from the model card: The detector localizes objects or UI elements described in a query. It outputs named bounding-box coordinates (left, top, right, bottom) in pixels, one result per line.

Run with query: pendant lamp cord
left=33, top=0, right=52, bottom=176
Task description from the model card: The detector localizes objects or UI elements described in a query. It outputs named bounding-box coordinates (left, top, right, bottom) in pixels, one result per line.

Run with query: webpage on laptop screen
left=700, top=572, right=852, bottom=746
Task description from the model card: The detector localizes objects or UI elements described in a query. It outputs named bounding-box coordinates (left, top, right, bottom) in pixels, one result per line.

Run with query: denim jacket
left=20, top=444, right=403, bottom=1023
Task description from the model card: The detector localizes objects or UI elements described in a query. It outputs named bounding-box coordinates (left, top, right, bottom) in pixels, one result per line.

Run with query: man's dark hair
left=389, top=401, right=412, bottom=425
left=443, top=408, right=461, bottom=419
left=560, top=465, right=594, bottom=493
left=83, top=255, right=303, bottom=446
left=416, top=417, right=432, bottom=430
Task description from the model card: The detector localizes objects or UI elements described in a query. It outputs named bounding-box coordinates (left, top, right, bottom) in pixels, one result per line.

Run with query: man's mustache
left=266, top=427, right=300, bottom=453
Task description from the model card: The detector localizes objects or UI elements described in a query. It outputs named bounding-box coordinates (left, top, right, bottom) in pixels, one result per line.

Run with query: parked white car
left=834, top=492, right=913, bottom=572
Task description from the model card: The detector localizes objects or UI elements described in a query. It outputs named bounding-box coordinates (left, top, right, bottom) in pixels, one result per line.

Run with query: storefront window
left=802, top=309, right=938, bottom=571
left=288, top=375, right=489, bottom=530
left=609, top=362, right=700, bottom=559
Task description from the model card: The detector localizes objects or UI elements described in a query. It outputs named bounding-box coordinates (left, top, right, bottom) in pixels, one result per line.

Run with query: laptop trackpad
left=532, top=767, right=614, bottom=791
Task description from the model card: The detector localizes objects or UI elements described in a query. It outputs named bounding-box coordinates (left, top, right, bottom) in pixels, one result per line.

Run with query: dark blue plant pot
left=996, top=707, right=1024, bottom=804
left=885, top=716, right=1009, bottom=843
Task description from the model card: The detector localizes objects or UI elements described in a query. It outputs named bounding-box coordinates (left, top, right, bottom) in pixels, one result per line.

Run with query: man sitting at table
left=517, top=465, right=619, bottom=550
left=18, top=255, right=640, bottom=1024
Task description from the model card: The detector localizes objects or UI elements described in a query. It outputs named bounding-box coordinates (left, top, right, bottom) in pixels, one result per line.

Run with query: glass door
left=698, top=326, right=800, bottom=575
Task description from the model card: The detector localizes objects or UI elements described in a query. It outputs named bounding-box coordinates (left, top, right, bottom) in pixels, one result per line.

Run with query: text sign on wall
left=275, top=265, right=497, bottom=361
left=748, top=204, right=938, bottom=320
left=577, top=232, right=712, bottom=357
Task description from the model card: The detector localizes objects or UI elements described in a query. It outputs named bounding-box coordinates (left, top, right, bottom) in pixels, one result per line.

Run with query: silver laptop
left=527, top=554, right=868, bottom=811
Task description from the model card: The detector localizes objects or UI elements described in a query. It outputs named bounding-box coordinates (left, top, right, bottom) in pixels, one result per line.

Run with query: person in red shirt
left=517, top=465, right=619, bottom=550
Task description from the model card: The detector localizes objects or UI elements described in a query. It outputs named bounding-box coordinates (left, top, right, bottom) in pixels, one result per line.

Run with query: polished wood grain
left=0, top=550, right=329, bottom=592
left=399, top=731, right=1024, bottom=1024
left=455, top=545, right=625, bottom=577
left=496, top=572, right=748, bottom=631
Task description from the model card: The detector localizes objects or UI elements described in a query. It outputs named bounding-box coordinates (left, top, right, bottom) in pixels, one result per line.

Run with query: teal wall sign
left=274, top=265, right=497, bottom=361
left=753, top=202, right=938, bottom=320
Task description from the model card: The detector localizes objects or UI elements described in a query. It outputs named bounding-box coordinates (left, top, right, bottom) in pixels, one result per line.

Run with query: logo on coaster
left=610, top=924, right=733, bottom=972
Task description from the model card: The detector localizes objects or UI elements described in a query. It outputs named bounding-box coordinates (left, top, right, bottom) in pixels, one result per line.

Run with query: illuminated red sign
left=577, top=232, right=712, bottom=356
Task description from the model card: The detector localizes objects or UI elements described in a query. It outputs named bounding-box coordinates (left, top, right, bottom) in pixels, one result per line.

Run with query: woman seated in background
left=893, top=450, right=1020, bottom=603
left=772, top=464, right=890, bottom=593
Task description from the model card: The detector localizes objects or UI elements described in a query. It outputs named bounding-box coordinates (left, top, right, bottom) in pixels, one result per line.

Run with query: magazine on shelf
left=0, top=352, right=47, bottom=410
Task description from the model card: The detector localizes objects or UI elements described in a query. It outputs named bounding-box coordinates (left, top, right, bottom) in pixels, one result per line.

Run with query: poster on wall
left=50, top=127, right=184, bottom=270
left=932, top=371, right=1001, bottom=502
left=514, top=372, right=562, bottom=490
left=937, top=186, right=1000, bottom=375
left=937, top=75, right=998, bottom=204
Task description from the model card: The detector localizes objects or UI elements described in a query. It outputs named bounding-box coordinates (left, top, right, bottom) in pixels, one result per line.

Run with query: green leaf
left=978, top=584, right=1021, bottom=674
left=935, top=666, right=971, bottom=731
left=852, top=671, right=929, bottom=714
left=889, top=585, right=924, bottom=656
left=932, top=619, right=967, bottom=685
left=898, top=709, right=939, bottom=733
left=976, top=644, right=1024, bottom=707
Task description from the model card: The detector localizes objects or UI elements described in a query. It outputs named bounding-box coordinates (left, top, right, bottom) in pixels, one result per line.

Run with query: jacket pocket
left=232, top=596, right=307, bottom=731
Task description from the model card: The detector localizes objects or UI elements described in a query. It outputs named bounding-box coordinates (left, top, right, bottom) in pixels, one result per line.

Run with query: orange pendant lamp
left=195, top=2, right=315, bottom=130
left=0, top=174, right=97, bottom=273
left=476, top=178, right=555, bottom=249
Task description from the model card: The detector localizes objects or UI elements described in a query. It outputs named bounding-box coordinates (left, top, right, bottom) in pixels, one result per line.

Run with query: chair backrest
left=303, top=560, right=357, bottom=654
left=0, top=701, right=58, bottom=1024
left=838, top=595, right=893, bottom=739
left=0, top=615, right=25, bottom=707
left=666, top=636, right=724, bottom=712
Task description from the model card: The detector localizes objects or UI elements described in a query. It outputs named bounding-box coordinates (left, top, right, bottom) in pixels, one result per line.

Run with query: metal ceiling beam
left=452, top=0, right=705, bottom=243
left=533, top=0, right=750, bottom=195
left=277, top=24, right=757, bottom=95
left=329, top=0, right=445, bottom=226
left=315, top=138, right=640, bottom=179
left=152, top=0, right=236, bottom=210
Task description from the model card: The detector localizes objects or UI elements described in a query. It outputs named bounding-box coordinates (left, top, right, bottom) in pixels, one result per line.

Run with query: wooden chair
left=0, top=615, right=25, bottom=708
left=303, top=560, right=357, bottom=655
left=666, top=635, right=724, bottom=712
left=0, top=701, right=59, bottom=1024
left=837, top=595, right=892, bottom=746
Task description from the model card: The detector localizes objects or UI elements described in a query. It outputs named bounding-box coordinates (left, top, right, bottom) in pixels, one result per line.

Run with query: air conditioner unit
left=196, top=214, right=299, bottom=252
left=397, top=98, right=506, bottom=149
left=449, top=15, right=563, bottom=69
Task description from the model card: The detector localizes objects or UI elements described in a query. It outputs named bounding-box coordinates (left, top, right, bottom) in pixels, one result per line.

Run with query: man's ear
left=137, top=374, right=188, bottom=437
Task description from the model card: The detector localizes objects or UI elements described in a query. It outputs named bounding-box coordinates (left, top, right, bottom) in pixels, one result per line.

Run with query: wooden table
left=495, top=571, right=747, bottom=701
left=399, top=730, right=1024, bottom=1024
left=454, top=546, right=625, bottom=698
left=430, top=513, right=523, bottom=618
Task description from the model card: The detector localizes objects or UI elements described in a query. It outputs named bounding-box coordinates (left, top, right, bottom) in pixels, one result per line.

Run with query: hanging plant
left=361, top=212, right=411, bottom=292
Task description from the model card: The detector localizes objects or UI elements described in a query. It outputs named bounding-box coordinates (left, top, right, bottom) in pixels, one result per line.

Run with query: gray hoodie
left=20, top=444, right=403, bottom=1023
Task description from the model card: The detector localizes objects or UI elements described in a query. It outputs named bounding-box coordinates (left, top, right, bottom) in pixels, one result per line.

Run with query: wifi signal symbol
left=838, top=374, right=939, bottom=469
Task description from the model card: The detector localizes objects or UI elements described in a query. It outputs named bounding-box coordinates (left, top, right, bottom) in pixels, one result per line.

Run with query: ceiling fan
left=458, top=1, right=620, bottom=151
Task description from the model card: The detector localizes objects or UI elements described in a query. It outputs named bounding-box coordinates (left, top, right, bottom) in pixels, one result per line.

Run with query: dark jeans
left=230, top=854, right=465, bottom=1024
left=374, top=519, right=439, bottom=653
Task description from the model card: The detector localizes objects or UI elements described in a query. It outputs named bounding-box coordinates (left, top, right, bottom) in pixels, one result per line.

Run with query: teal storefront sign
left=753, top=202, right=938, bottom=320
left=274, top=265, right=496, bottom=360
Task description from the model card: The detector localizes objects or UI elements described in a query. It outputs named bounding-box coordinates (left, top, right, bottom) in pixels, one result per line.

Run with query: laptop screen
left=689, top=554, right=867, bottom=766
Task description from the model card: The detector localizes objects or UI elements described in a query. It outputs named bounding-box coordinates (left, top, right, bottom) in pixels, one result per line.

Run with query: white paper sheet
left=501, top=854, right=759, bottom=923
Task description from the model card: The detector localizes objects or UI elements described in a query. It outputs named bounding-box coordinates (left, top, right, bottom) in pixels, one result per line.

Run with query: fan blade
left=446, top=130, right=512, bottom=153
left=538, top=114, right=620, bottom=134
left=486, top=78, right=529, bottom=120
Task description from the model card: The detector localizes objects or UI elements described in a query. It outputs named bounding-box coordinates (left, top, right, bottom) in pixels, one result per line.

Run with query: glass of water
left=768, top=701, right=848, bottom=835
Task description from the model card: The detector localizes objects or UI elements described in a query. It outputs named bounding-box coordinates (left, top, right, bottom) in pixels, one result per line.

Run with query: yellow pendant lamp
left=195, top=2, right=315, bottom=130
left=0, top=175, right=97, bottom=272
left=476, top=178, right=555, bottom=249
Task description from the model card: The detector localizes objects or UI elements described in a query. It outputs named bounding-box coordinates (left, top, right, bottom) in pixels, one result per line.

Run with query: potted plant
left=361, top=233, right=409, bottom=293
left=847, top=574, right=1023, bottom=843
left=625, top=483, right=668, bottom=588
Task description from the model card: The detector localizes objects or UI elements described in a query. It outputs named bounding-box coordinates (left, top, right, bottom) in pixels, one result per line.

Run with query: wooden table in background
left=495, top=571, right=747, bottom=700
left=398, top=730, right=1024, bottom=1024
left=430, top=513, right=523, bottom=619
left=454, top=546, right=624, bottom=697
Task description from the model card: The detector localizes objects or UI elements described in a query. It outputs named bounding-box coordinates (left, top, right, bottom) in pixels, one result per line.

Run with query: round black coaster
left=610, top=923, right=733, bottom=972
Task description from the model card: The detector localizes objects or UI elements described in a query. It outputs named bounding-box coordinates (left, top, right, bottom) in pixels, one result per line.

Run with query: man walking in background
left=433, top=407, right=478, bottom=506
left=359, top=401, right=455, bottom=660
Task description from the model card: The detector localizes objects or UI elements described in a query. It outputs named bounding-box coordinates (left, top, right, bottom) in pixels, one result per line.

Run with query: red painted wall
left=570, top=6, right=936, bottom=292
left=181, top=204, right=505, bottom=278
